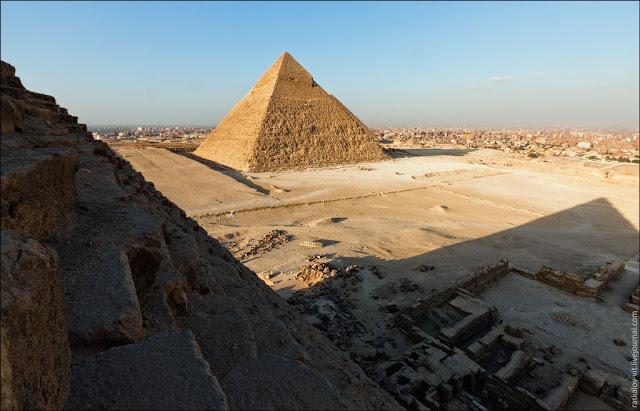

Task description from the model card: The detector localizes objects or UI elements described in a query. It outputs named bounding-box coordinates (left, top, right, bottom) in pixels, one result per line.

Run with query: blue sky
left=1, top=1, right=638, bottom=128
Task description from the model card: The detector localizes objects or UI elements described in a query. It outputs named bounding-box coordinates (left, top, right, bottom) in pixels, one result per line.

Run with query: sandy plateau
left=114, top=143, right=639, bottom=410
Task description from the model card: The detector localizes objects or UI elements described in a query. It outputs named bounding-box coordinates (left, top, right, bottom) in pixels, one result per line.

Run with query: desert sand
left=120, top=145, right=638, bottom=286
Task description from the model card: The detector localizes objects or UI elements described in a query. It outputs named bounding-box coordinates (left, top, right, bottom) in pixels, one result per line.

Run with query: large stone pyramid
left=194, top=52, right=389, bottom=171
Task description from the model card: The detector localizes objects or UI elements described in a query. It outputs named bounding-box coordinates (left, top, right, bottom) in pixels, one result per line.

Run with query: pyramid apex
left=278, top=51, right=295, bottom=62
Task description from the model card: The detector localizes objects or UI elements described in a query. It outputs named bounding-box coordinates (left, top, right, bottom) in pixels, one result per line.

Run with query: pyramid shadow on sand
left=388, top=147, right=478, bottom=159
left=179, top=152, right=272, bottom=195
left=340, top=197, right=639, bottom=284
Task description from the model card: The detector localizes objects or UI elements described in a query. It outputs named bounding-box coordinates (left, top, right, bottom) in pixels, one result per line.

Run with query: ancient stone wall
left=518, top=262, right=624, bottom=298
left=399, top=259, right=510, bottom=319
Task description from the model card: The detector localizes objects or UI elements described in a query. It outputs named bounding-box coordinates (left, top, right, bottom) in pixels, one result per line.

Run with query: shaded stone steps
left=64, top=331, right=228, bottom=410
left=1, top=147, right=78, bottom=240
left=0, top=230, right=71, bottom=410
left=53, top=146, right=170, bottom=352
left=222, top=354, right=346, bottom=410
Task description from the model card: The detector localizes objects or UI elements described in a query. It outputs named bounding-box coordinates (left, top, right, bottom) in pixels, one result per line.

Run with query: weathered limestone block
left=24, top=104, right=60, bottom=123
left=579, top=368, right=608, bottom=395
left=179, top=293, right=258, bottom=377
left=163, top=222, right=200, bottom=281
left=58, top=151, right=169, bottom=350
left=154, top=269, right=188, bottom=314
left=0, top=230, right=70, bottom=410
left=1, top=61, right=21, bottom=86
left=222, top=354, right=347, bottom=410
left=142, top=270, right=188, bottom=334
left=536, top=267, right=568, bottom=288
left=64, top=331, right=228, bottom=410
left=74, top=149, right=127, bottom=205
left=25, top=90, right=56, bottom=104
left=1, top=147, right=78, bottom=240
left=600, top=372, right=634, bottom=409
left=577, top=278, right=605, bottom=297
left=442, top=348, right=484, bottom=381
left=250, top=317, right=310, bottom=362
left=495, top=350, right=529, bottom=383
left=63, top=247, right=145, bottom=348
left=1, top=95, right=24, bottom=133
left=544, top=374, right=579, bottom=410
left=595, top=261, right=625, bottom=281
left=439, top=308, right=492, bottom=346
left=142, top=289, right=178, bottom=335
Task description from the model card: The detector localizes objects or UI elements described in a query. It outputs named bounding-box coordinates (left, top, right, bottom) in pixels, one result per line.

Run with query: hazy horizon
left=2, top=1, right=639, bottom=129
left=86, top=123, right=639, bottom=131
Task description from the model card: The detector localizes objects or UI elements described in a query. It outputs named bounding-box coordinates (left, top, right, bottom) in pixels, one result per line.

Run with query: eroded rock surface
left=0, top=59, right=400, bottom=410
left=65, top=331, right=228, bottom=410
left=222, top=355, right=347, bottom=410
left=0, top=230, right=70, bottom=410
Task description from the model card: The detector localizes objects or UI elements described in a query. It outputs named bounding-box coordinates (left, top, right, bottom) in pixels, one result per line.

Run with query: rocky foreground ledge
left=0, top=60, right=401, bottom=410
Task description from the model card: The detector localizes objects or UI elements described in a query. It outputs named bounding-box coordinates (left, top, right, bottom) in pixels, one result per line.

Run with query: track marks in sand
left=194, top=169, right=509, bottom=218
left=430, top=185, right=545, bottom=217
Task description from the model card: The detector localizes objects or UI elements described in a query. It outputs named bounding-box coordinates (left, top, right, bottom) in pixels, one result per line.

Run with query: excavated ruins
left=194, top=52, right=389, bottom=171
left=0, top=60, right=401, bottom=410
left=286, top=259, right=636, bottom=411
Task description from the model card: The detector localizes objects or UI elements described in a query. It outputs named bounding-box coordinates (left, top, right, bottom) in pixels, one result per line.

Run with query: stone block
left=65, top=331, right=228, bottom=410
left=1, top=230, right=70, bottom=410
left=180, top=293, right=258, bottom=377
left=222, top=354, right=347, bottom=410
left=1, top=147, right=78, bottom=240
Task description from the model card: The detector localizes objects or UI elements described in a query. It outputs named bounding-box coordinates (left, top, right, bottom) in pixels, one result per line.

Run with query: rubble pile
left=623, top=286, right=639, bottom=313
left=294, top=262, right=340, bottom=286
left=288, top=264, right=368, bottom=350
left=224, top=229, right=290, bottom=261
left=0, top=60, right=400, bottom=410
left=372, top=277, right=425, bottom=302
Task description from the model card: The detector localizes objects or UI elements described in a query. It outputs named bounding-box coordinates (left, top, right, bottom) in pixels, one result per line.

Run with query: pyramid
left=194, top=52, right=389, bottom=172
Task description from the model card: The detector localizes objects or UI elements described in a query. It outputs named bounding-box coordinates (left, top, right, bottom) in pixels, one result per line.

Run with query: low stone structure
left=517, top=261, right=625, bottom=298
left=399, top=259, right=509, bottom=319
left=622, top=286, right=639, bottom=313
left=579, top=368, right=634, bottom=411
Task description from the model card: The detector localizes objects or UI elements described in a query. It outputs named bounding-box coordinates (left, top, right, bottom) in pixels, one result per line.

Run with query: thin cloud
left=528, top=72, right=547, bottom=80
left=487, top=72, right=546, bottom=82
left=488, top=75, right=517, bottom=82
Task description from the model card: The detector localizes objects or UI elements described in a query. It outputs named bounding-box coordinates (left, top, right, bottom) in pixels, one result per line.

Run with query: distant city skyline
left=1, top=1, right=638, bottom=128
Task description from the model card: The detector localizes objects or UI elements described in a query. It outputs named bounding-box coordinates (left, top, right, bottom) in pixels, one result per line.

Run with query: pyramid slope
left=195, top=52, right=389, bottom=172
left=193, top=54, right=284, bottom=170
